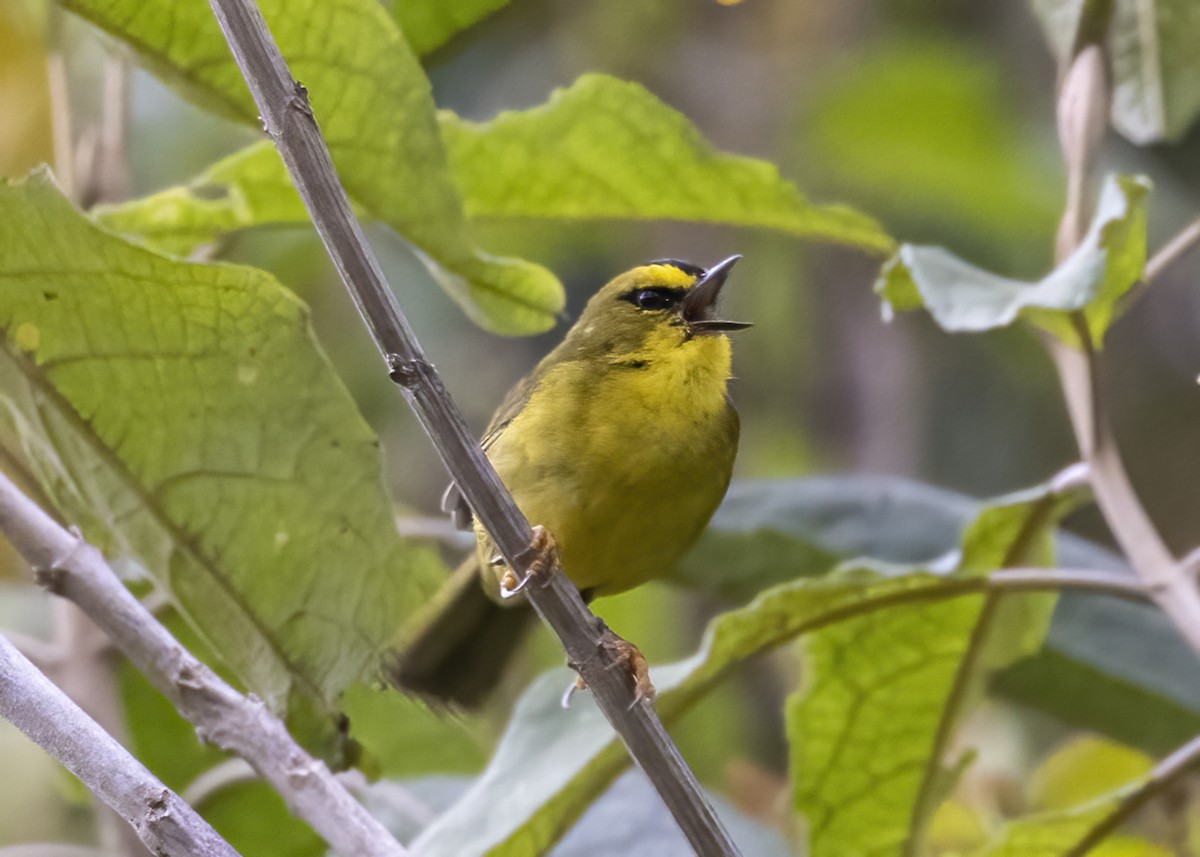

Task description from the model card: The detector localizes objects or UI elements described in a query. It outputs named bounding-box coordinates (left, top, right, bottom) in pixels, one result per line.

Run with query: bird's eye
left=629, top=288, right=677, bottom=311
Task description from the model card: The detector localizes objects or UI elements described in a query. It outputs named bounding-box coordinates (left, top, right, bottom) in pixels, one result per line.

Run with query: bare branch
left=182, top=759, right=257, bottom=809
left=0, top=471, right=409, bottom=857
left=203, top=0, right=741, bottom=853
left=0, top=633, right=240, bottom=857
left=985, top=567, right=1148, bottom=601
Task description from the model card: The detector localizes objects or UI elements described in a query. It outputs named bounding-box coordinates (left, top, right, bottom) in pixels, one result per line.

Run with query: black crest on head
left=647, top=258, right=706, bottom=278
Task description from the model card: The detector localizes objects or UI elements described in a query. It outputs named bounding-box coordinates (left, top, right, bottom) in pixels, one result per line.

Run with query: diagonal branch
left=0, top=632, right=240, bottom=857
left=203, top=0, right=741, bottom=854
left=0, top=470, right=409, bottom=857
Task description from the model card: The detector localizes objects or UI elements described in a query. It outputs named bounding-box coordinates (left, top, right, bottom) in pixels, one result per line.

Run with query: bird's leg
left=499, top=524, right=558, bottom=598
left=562, top=623, right=656, bottom=710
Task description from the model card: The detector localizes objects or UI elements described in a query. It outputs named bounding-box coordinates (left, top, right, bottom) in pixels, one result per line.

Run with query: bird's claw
left=561, top=627, right=656, bottom=710
left=499, top=525, right=558, bottom=599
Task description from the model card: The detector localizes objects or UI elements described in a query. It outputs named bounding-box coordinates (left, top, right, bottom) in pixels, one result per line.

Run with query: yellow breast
left=481, top=330, right=737, bottom=596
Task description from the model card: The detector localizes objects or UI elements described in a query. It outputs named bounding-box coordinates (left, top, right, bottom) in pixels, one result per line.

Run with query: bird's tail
left=385, top=555, right=536, bottom=708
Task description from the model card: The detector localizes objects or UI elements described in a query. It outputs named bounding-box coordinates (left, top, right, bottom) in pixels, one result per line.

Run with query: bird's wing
left=441, top=370, right=541, bottom=531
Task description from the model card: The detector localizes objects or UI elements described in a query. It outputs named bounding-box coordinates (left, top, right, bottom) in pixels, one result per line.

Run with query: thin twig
left=1065, top=733, right=1200, bottom=856
left=1046, top=44, right=1200, bottom=658
left=0, top=471, right=410, bottom=857
left=1144, top=216, right=1200, bottom=285
left=182, top=759, right=257, bottom=809
left=0, top=633, right=240, bottom=857
left=203, top=0, right=742, bottom=853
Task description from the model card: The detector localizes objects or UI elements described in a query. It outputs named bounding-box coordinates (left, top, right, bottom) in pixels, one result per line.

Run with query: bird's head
left=564, top=256, right=750, bottom=362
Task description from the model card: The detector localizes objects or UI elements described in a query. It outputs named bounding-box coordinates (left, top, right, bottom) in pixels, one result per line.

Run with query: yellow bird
left=388, top=257, right=747, bottom=705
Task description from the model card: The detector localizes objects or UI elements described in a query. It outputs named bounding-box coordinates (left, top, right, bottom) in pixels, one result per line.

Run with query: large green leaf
left=411, top=570, right=986, bottom=856
left=60, top=0, right=562, bottom=334
left=97, top=75, right=893, bottom=260
left=681, top=477, right=1200, bottom=755
left=440, top=74, right=893, bottom=253
left=788, top=484, right=1074, bottom=857
left=876, top=173, right=1148, bottom=346
left=1030, top=0, right=1200, bottom=144
left=412, top=480, right=1078, bottom=857
left=391, top=0, right=512, bottom=57
left=0, top=172, right=443, bottom=723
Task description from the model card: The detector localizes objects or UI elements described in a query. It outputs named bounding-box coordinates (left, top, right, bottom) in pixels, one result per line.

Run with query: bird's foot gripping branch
left=500, top=524, right=559, bottom=597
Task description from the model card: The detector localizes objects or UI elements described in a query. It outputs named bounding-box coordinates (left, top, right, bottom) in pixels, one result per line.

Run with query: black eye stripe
left=620, top=287, right=687, bottom=311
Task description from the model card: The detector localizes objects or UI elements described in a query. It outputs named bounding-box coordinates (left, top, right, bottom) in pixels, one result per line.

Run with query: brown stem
left=0, top=471, right=409, bottom=857
left=203, top=0, right=742, bottom=853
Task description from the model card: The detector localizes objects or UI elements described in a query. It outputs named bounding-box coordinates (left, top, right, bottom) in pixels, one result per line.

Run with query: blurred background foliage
left=2, top=0, right=1200, bottom=853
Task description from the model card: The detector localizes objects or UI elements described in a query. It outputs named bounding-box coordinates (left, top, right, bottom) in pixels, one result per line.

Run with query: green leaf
left=788, top=484, right=1075, bottom=857
left=876, top=174, right=1149, bottom=346
left=96, top=144, right=305, bottom=258
left=790, top=589, right=990, bottom=857
left=439, top=74, right=894, bottom=254
left=61, top=0, right=562, bottom=334
left=98, top=74, right=893, bottom=263
left=1027, top=736, right=1153, bottom=812
left=1031, top=0, right=1200, bottom=143
left=976, top=791, right=1171, bottom=857
left=680, top=476, right=1200, bottom=756
left=0, top=172, right=444, bottom=724
left=391, top=0, right=511, bottom=57
left=415, top=469, right=1076, bottom=857
left=411, top=570, right=979, bottom=856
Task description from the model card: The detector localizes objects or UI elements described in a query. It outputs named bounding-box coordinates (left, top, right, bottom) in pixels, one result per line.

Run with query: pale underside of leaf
left=875, top=173, right=1148, bottom=346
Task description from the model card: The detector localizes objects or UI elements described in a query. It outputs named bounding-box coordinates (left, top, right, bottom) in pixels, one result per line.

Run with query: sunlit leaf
left=98, top=75, right=893, bottom=266
left=1031, top=0, right=1200, bottom=143
left=413, top=479, right=1076, bottom=857
left=789, top=484, right=1075, bottom=857
left=1028, top=736, right=1153, bottom=812
left=440, top=74, right=894, bottom=253
left=0, top=172, right=444, bottom=726
left=60, top=0, right=562, bottom=334
left=876, top=174, right=1149, bottom=346
left=977, top=793, right=1170, bottom=857
left=412, top=570, right=972, bottom=855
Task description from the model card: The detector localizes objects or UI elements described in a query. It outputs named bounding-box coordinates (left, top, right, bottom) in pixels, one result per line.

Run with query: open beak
left=681, top=255, right=752, bottom=334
